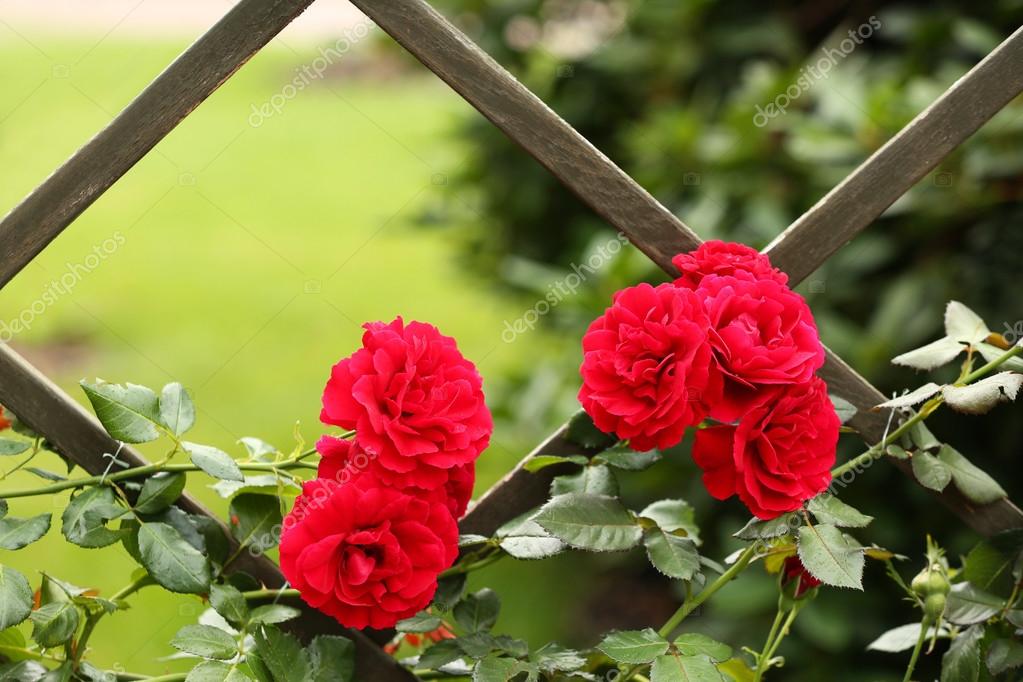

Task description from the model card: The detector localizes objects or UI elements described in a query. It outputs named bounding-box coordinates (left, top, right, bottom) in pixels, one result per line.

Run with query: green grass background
left=0, top=34, right=581, bottom=675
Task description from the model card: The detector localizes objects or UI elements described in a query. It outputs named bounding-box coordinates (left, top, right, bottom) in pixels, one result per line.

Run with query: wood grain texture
left=0, top=345, right=413, bottom=680
left=0, top=0, right=317, bottom=290
left=348, top=0, right=700, bottom=274
left=764, top=25, right=1023, bottom=282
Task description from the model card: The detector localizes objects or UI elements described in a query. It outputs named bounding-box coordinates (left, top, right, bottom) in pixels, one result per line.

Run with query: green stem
left=0, top=458, right=316, bottom=500
left=75, top=575, right=155, bottom=667
left=902, top=618, right=930, bottom=682
left=2, top=438, right=41, bottom=480
left=242, top=587, right=301, bottom=601
left=831, top=343, right=1022, bottom=479
left=439, top=546, right=506, bottom=579
left=752, top=607, right=787, bottom=682
left=658, top=544, right=757, bottom=638
left=755, top=607, right=799, bottom=681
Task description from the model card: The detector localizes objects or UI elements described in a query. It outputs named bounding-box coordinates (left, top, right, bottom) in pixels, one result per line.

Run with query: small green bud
left=923, top=593, right=946, bottom=621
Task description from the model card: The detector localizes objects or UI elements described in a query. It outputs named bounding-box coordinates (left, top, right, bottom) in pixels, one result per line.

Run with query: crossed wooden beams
left=1, top=0, right=1022, bottom=678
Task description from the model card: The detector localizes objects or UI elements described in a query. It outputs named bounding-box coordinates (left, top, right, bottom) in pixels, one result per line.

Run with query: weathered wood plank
left=0, top=0, right=318, bottom=290
left=348, top=0, right=700, bottom=274
left=764, top=25, right=1023, bottom=282
left=0, top=344, right=413, bottom=680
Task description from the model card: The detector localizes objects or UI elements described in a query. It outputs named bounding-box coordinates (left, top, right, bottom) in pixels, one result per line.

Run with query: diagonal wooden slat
left=0, top=0, right=317, bottom=290
left=764, top=25, right=1023, bottom=282
left=0, top=344, right=414, bottom=680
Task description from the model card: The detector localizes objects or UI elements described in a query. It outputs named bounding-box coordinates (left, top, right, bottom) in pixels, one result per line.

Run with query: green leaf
left=986, top=638, right=1023, bottom=675
left=171, top=624, right=238, bottom=660
left=432, top=574, right=466, bottom=612
left=829, top=395, right=857, bottom=424
left=453, top=589, right=500, bottom=633
left=945, top=583, right=1003, bottom=625
left=597, top=629, right=669, bottom=664
left=61, top=487, right=127, bottom=548
left=868, top=623, right=946, bottom=652
left=210, top=475, right=301, bottom=500
left=0, top=439, right=30, bottom=457
left=30, top=602, right=80, bottom=648
left=565, top=410, right=616, bottom=449
left=0, top=566, right=33, bottom=630
left=229, top=494, right=282, bottom=553
left=535, top=493, right=642, bottom=552
left=963, top=531, right=1023, bottom=592
left=396, top=612, right=443, bottom=633
left=248, top=604, right=301, bottom=625
left=643, top=528, right=700, bottom=580
left=209, top=584, right=248, bottom=626
left=639, top=499, right=700, bottom=544
left=137, top=522, right=211, bottom=594
left=184, top=442, right=243, bottom=482
left=308, top=636, right=355, bottom=682
left=135, top=472, right=187, bottom=514
left=734, top=514, right=799, bottom=541
left=550, top=464, right=619, bottom=496
left=238, top=438, right=277, bottom=460
left=523, top=455, right=588, bottom=473
left=806, top=494, right=873, bottom=528
left=0, top=513, right=50, bottom=550
left=253, top=625, right=310, bottom=682
left=941, top=624, right=983, bottom=682
left=532, top=643, right=586, bottom=673
left=160, top=382, right=196, bottom=436
left=596, top=445, right=662, bottom=471
left=418, top=639, right=464, bottom=669
left=673, top=633, right=733, bottom=662
left=473, top=655, right=533, bottom=682
left=24, top=467, right=65, bottom=482
left=937, top=445, right=1007, bottom=504
left=185, top=661, right=253, bottom=682
left=80, top=380, right=163, bottom=443
left=650, top=653, right=725, bottom=681
left=797, top=524, right=864, bottom=589
left=911, top=452, right=952, bottom=492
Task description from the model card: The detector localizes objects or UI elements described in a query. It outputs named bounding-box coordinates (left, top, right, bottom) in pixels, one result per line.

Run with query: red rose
left=0, top=408, right=10, bottom=431
left=280, top=477, right=458, bottom=630
left=578, top=283, right=717, bottom=451
left=320, top=318, right=492, bottom=489
left=696, top=275, right=824, bottom=422
left=692, top=377, right=838, bottom=519
left=316, top=435, right=475, bottom=518
left=672, top=241, right=787, bottom=289
left=783, top=555, right=822, bottom=597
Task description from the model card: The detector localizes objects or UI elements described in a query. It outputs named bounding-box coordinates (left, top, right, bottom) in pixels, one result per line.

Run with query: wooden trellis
left=1, top=1, right=1022, bottom=679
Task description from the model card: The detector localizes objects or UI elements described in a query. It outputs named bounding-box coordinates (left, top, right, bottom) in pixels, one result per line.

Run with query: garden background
left=1, top=0, right=1021, bottom=679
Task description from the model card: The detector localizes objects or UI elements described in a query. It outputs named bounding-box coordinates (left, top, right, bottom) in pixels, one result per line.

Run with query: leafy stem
left=902, top=616, right=930, bottom=682
left=753, top=605, right=799, bottom=681
left=75, top=574, right=155, bottom=668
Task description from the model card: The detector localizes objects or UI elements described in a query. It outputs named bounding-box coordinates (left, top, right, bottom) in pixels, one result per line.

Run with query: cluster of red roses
left=279, top=318, right=492, bottom=630
left=579, top=241, right=839, bottom=519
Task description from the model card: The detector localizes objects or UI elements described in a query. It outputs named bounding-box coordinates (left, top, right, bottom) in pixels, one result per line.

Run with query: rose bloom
left=696, top=275, right=824, bottom=422
left=579, top=283, right=717, bottom=451
left=692, top=377, right=839, bottom=519
left=783, top=555, right=822, bottom=597
left=316, top=435, right=475, bottom=519
left=672, top=241, right=787, bottom=290
left=320, top=318, right=492, bottom=489
left=279, top=477, right=458, bottom=630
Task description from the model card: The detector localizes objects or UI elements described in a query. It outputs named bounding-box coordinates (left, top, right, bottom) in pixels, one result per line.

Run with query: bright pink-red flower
left=783, top=555, right=822, bottom=597
left=696, top=275, right=824, bottom=422
left=0, top=408, right=10, bottom=431
left=320, top=318, right=492, bottom=489
left=672, top=240, right=787, bottom=289
left=579, top=283, right=717, bottom=451
left=280, top=477, right=458, bottom=630
left=692, top=377, right=838, bottom=519
left=316, top=435, right=475, bottom=519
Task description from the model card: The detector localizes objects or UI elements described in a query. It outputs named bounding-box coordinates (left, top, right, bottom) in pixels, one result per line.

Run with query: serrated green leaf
left=184, top=442, right=243, bottom=482
left=734, top=514, right=799, bottom=541
left=308, top=635, right=355, bottom=682
left=532, top=642, right=586, bottom=672
left=0, top=439, right=29, bottom=457
left=673, top=633, right=732, bottom=662
left=0, top=514, right=50, bottom=550
left=806, top=494, right=873, bottom=528
left=523, top=455, right=588, bottom=473
left=941, top=624, right=983, bottom=682
left=596, top=445, right=662, bottom=471
left=535, top=493, right=642, bottom=552
left=473, top=655, right=533, bottom=682
left=640, top=499, right=700, bottom=544
left=80, top=380, right=162, bottom=443
left=159, top=382, right=195, bottom=437
left=550, top=464, right=619, bottom=496
left=30, top=602, right=79, bottom=648
left=238, top=438, right=277, bottom=460
left=911, top=452, right=952, bottom=492
left=597, top=629, right=668, bottom=664
left=209, top=584, right=248, bottom=626
left=0, top=566, right=33, bottom=630
left=61, top=487, right=127, bottom=548
left=643, top=528, right=700, bottom=580
left=986, top=638, right=1023, bottom=675
left=185, top=661, right=253, bottom=682
left=135, top=472, right=187, bottom=514
left=945, top=583, right=1003, bottom=625
left=565, top=410, right=616, bottom=449
left=396, top=612, right=443, bottom=633
left=867, top=623, right=946, bottom=652
left=650, top=653, right=725, bottom=681
left=453, top=589, right=500, bottom=633
left=137, top=522, right=211, bottom=594
left=937, top=445, right=1007, bottom=504
left=253, top=625, right=309, bottom=682
left=797, top=524, right=864, bottom=589
left=229, top=494, right=282, bottom=553
left=418, top=639, right=464, bottom=669
left=171, top=624, right=238, bottom=660
left=248, top=604, right=301, bottom=625
left=432, top=575, right=466, bottom=613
